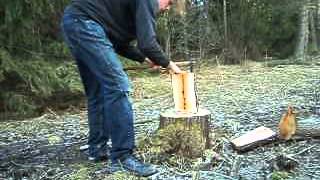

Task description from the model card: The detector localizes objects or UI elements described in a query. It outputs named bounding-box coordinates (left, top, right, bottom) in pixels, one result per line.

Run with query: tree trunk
left=295, top=1, right=310, bottom=60
left=166, top=32, right=171, bottom=60
left=309, top=8, right=318, bottom=53
left=223, top=0, right=228, bottom=47
left=202, top=0, right=210, bottom=59
left=317, top=0, right=320, bottom=46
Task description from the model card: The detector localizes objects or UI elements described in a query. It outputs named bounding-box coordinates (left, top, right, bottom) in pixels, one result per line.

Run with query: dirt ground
left=1, top=61, right=320, bottom=180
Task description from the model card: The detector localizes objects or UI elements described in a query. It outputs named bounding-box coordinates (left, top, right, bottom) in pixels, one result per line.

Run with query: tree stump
left=153, top=72, right=211, bottom=158
left=158, top=108, right=211, bottom=157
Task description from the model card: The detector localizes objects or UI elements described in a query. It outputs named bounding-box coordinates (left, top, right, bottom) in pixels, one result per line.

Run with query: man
left=61, top=0, right=182, bottom=177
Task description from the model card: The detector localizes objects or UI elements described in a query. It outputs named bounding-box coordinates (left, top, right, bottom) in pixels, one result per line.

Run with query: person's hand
left=167, top=61, right=182, bottom=74
left=145, top=58, right=161, bottom=70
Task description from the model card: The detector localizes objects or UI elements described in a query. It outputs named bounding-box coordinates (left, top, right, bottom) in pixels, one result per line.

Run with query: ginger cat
left=279, top=106, right=297, bottom=140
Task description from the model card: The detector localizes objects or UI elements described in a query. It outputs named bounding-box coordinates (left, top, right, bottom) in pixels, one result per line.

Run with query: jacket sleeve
left=135, top=0, right=170, bottom=68
left=114, top=43, right=146, bottom=63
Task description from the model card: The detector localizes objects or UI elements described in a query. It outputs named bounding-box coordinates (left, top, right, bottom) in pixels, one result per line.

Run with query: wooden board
left=231, top=126, right=277, bottom=152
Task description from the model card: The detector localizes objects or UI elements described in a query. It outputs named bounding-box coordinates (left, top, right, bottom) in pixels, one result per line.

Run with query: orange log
left=183, top=72, right=197, bottom=113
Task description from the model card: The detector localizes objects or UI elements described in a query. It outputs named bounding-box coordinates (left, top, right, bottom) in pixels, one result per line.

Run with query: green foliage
left=226, top=0, right=300, bottom=59
left=2, top=92, right=37, bottom=116
left=271, top=171, right=289, bottom=180
left=0, top=0, right=318, bottom=119
left=1, top=49, right=80, bottom=96
left=0, top=0, right=69, bottom=56
left=161, top=0, right=304, bottom=61
left=0, top=48, right=82, bottom=118
left=0, top=0, right=315, bottom=61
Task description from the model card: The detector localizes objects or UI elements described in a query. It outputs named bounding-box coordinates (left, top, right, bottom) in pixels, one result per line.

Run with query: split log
left=158, top=108, right=211, bottom=157
left=171, top=73, right=185, bottom=111
left=183, top=73, right=197, bottom=113
left=171, top=72, right=197, bottom=113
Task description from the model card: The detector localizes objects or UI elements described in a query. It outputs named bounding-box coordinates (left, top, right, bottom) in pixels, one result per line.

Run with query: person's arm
left=135, top=0, right=170, bottom=68
left=114, top=43, right=146, bottom=63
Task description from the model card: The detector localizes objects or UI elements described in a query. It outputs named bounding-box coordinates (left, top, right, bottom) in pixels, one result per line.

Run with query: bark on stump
left=159, top=108, right=211, bottom=157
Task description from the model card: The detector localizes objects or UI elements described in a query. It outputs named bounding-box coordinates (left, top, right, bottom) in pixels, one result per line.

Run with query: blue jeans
left=61, top=12, right=135, bottom=162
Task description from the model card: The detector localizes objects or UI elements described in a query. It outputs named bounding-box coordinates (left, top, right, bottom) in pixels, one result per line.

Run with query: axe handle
left=124, top=61, right=195, bottom=71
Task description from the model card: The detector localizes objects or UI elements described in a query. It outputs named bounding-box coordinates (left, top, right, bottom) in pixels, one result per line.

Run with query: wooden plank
left=231, top=126, right=277, bottom=152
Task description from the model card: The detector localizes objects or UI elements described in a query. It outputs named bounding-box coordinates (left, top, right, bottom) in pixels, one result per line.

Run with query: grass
left=1, top=60, right=320, bottom=179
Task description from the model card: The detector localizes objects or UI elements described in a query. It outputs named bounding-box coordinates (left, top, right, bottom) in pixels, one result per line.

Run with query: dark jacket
left=65, top=0, right=169, bottom=68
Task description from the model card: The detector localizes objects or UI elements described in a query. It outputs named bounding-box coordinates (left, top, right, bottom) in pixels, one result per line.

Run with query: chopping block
left=157, top=72, right=211, bottom=157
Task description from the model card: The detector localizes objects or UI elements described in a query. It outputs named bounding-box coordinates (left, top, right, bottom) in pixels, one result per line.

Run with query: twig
left=303, top=171, right=320, bottom=179
left=46, top=108, right=62, bottom=120
left=305, top=165, right=320, bottom=169
left=135, top=120, right=155, bottom=125
left=10, top=161, right=44, bottom=169
left=40, top=139, right=87, bottom=148
left=215, top=159, right=225, bottom=170
left=10, top=161, right=30, bottom=168
left=290, top=144, right=317, bottom=157
left=204, top=171, right=238, bottom=180
left=229, top=156, right=241, bottom=178
left=38, top=169, right=50, bottom=180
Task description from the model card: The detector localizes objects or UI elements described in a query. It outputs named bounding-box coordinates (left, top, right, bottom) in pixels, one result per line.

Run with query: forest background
left=0, top=0, right=318, bottom=120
